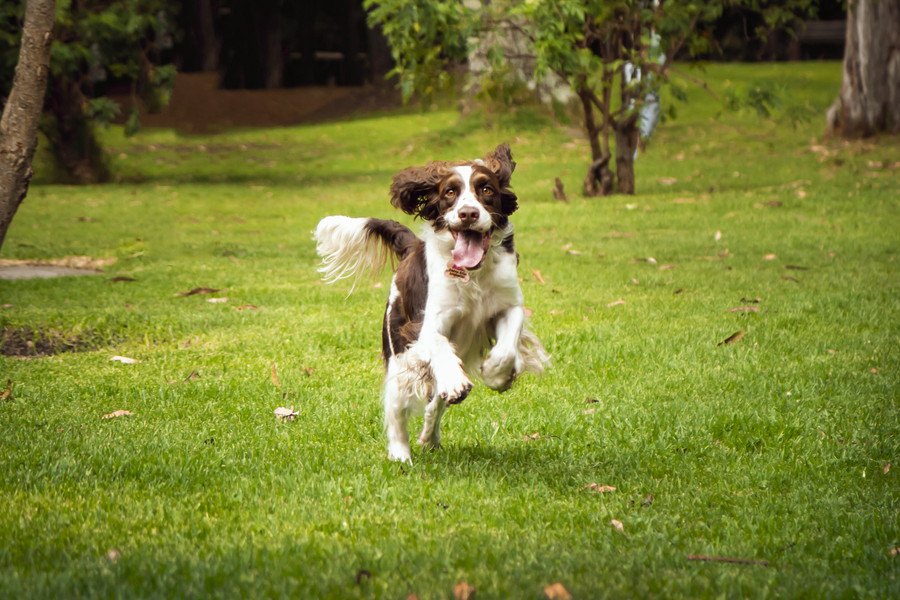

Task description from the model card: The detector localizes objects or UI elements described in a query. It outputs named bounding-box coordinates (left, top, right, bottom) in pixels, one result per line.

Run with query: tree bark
left=578, top=85, right=613, bottom=196
left=614, top=119, right=638, bottom=195
left=0, top=0, right=55, bottom=252
left=826, top=0, right=900, bottom=137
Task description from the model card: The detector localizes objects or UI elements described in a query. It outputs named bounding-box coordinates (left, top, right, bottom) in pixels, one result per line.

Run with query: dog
left=314, top=144, right=548, bottom=462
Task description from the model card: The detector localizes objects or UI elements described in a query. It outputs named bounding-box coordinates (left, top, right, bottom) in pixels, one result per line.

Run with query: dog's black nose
left=457, top=207, right=479, bottom=225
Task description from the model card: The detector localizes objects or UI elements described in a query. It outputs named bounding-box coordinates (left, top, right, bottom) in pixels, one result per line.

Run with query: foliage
left=0, top=0, right=177, bottom=182
left=365, top=0, right=818, bottom=195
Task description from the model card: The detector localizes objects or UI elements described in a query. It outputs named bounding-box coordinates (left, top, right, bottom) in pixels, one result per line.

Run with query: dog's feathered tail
left=315, top=216, right=419, bottom=290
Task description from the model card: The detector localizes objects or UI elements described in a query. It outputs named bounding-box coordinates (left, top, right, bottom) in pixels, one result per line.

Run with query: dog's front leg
left=412, top=310, right=473, bottom=406
left=481, top=305, right=525, bottom=391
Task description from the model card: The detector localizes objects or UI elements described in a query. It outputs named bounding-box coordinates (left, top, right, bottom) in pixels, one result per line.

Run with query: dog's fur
left=315, top=144, right=548, bottom=462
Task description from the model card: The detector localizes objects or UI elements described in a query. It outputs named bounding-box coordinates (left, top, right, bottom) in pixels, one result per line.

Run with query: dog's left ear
left=389, top=164, right=446, bottom=220
left=482, top=143, right=518, bottom=215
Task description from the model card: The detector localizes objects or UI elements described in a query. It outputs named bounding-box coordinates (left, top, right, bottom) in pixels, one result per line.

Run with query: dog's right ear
left=390, top=164, right=448, bottom=220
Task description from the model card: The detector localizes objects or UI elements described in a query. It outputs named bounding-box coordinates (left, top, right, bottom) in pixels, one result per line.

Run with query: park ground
left=0, top=62, right=898, bottom=598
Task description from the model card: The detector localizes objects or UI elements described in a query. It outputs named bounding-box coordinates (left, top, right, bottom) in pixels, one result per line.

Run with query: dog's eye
left=481, top=186, right=494, bottom=196
left=445, top=189, right=456, bottom=198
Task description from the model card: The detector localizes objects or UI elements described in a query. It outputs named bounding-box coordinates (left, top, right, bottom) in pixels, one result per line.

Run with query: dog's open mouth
left=450, top=229, right=491, bottom=270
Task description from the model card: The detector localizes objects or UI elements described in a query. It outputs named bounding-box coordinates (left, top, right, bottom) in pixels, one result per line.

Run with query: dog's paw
left=418, top=433, right=441, bottom=450
left=430, top=357, right=473, bottom=405
left=481, top=351, right=519, bottom=392
left=387, top=442, right=412, bottom=464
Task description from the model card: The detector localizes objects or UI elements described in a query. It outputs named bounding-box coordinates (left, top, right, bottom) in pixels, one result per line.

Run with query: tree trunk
left=0, top=0, right=55, bottom=252
left=42, top=74, right=110, bottom=184
left=826, top=0, right=900, bottom=137
left=578, top=86, right=613, bottom=196
left=196, top=0, right=220, bottom=72
left=614, top=119, right=638, bottom=195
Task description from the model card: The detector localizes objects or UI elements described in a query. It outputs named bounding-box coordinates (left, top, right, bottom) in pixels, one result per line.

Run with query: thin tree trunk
left=0, top=0, right=55, bottom=252
left=42, top=73, right=110, bottom=184
left=196, top=0, right=220, bottom=72
left=826, top=0, right=900, bottom=136
left=614, top=119, right=638, bottom=195
left=578, top=84, right=613, bottom=197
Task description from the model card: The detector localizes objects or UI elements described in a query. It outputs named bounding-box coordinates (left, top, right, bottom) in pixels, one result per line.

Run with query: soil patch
left=1, top=326, right=104, bottom=357
left=116, top=73, right=403, bottom=134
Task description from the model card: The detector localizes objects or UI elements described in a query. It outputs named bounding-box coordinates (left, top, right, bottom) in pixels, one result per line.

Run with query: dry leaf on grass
left=658, top=177, right=678, bottom=185
left=586, top=483, right=616, bottom=493
left=607, top=299, right=626, bottom=308
left=110, top=356, right=139, bottom=364
left=610, top=519, right=625, bottom=532
left=0, top=379, right=12, bottom=401
left=102, top=410, right=133, bottom=419
left=105, top=549, right=121, bottom=563
left=109, top=276, right=136, bottom=282
left=207, top=297, right=228, bottom=304
left=658, top=264, right=675, bottom=271
left=763, top=253, right=778, bottom=261
left=642, top=493, right=655, bottom=507
left=274, top=406, right=298, bottom=420
left=453, top=581, right=476, bottom=600
left=890, top=547, right=899, bottom=557
left=728, top=306, right=760, bottom=313
left=235, top=304, right=258, bottom=311
left=883, top=463, right=891, bottom=475
left=354, top=569, right=372, bottom=585
left=532, top=269, right=546, bottom=284
left=543, top=582, right=572, bottom=600
left=718, top=330, right=745, bottom=346
left=271, top=362, right=282, bottom=388
left=524, top=432, right=541, bottom=441
left=714, top=230, right=722, bottom=241
left=176, top=287, right=220, bottom=297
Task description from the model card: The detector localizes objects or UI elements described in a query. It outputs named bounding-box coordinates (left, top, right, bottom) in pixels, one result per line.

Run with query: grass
left=1, top=62, right=898, bottom=598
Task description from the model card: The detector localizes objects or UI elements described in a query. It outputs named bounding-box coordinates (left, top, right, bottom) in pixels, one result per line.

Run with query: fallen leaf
left=109, top=276, right=136, bottom=282
left=658, top=177, right=678, bottom=185
left=883, top=463, right=891, bottom=475
left=642, top=493, right=655, bottom=507
left=763, top=253, right=777, bottom=261
left=110, top=356, right=139, bottom=364
left=740, top=297, right=761, bottom=304
left=796, top=189, right=807, bottom=199
left=207, top=297, right=229, bottom=303
left=235, top=304, right=258, bottom=311
left=1, top=304, right=13, bottom=309
left=560, top=243, right=573, bottom=251
left=566, top=249, right=582, bottom=256
left=0, top=379, right=12, bottom=401
left=585, top=397, right=600, bottom=404
left=658, top=264, right=675, bottom=271
left=543, top=582, right=572, bottom=600
left=453, top=581, right=476, bottom=600
left=583, top=407, right=597, bottom=415
left=106, top=549, right=121, bottom=563
left=184, top=370, right=201, bottom=382
left=673, top=288, right=684, bottom=295
left=782, top=275, right=800, bottom=283
left=672, top=197, right=695, bottom=204
left=177, top=287, right=220, bottom=297
left=645, top=256, right=658, bottom=265
left=302, top=366, right=315, bottom=377
left=607, top=299, right=626, bottom=308
left=102, top=410, right=133, bottom=419
left=532, top=269, right=546, bottom=284
left=718, top=330, right=745, bottom=346
left=765, top=200, right=783, bottom=207
left=870, top=367, right=878, bottom=375
left=727, top=306, right=760, bottom=313
left=714, top=230, right=722, bottom=241
left=524, top=432, right=541, bottom=441
left=890, top=547, right=899, bottom=557
left=625, top=203, right=638, bottom=210
left=78, top=216, right=98, bottom=223
left=610, top=519, right=624, bottom=532
left=687, top=554, right=769, bottom=566
left=785, top=265, right=809, bottom=271
left=274, top=406, right=298, bottom=420
left=271, top=362, right=282, bottom=388
left=586, top=483, right=616, bottom=493
left=407, top=594, right=421, bottom=600
left=355, top=569, right=372, bottom=585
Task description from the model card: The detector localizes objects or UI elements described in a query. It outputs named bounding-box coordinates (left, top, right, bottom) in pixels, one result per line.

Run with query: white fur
left=314, top=216, right=389, bottom=290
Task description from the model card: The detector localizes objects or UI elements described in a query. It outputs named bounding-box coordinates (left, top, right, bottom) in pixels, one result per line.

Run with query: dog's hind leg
left=418, top=395, right=447, bottom=450
left=384, top=357, right=413, bottom=463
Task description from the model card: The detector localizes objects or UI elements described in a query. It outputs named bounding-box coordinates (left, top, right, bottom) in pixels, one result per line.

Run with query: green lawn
left=1, top=62, right=898, bottom=598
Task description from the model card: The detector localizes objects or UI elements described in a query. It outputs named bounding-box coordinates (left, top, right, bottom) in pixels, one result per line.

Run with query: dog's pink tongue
left=451, top=231, right=486, bottom=269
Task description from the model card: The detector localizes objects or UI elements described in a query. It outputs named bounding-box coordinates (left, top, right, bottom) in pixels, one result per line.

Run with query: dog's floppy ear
left=390, top=164, right=447, bottom=220
left=482, top=144, right=518, bottom=216
left=482, top=143, right=516, bottom=187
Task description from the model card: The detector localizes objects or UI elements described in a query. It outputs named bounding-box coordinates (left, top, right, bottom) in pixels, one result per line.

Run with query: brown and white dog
left=314, top=144, right=548, bottom=462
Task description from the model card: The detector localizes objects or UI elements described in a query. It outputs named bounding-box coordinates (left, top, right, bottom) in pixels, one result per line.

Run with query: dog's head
left=389, top=144, right=518, bottom=270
